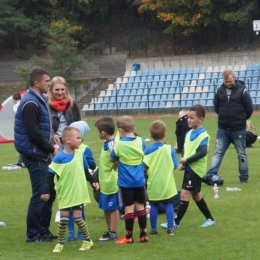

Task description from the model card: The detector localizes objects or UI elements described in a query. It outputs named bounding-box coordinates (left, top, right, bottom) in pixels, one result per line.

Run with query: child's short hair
left=95, top=117, right=115, bottom=135
left=189, top=104, right=206, bottom=118
left=62, top=126, right=80, bottom=143
left=150, top=120, right=166, bottom=140
left=12, top=92, right=21, bottom=101
left=117, top=116, right=135, bottom=133
left=179, top=110, right=187, bottom=118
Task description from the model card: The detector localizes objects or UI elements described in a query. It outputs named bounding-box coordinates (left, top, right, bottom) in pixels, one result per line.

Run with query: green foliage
left=14, top=64, right=31, bottom=87
left=84, top=43, right=104, bottom=56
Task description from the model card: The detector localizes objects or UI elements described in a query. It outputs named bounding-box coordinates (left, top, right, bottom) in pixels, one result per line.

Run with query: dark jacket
left=50, top=102, right=81, bottom=133
left=175, top=115, right=191, bottom=153
left=214, top=80, right=253, bottom=131
left=14, top=88, right=54, bottom=160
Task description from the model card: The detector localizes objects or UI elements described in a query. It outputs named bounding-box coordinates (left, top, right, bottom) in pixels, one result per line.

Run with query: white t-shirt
left=13, top=101, right=20, bottom=113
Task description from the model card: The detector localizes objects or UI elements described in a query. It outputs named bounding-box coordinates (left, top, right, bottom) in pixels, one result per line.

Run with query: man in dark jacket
left=14, top=68, right=60, bottom=242
left=203, top=69, right=253, bottom=184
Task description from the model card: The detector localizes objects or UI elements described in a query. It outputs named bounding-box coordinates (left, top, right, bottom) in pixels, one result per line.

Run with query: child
left=174, top=110, right=191, bottom=154
left=94, top=117, right=121, bottom=241
left=41, top=126, right=98, bottom=252
left=62, top=121, right=96, bottom=242
left=174, top=104, right=215, bottom=229
left=12, top=92, right=25, bottom=168
left=143, top=120, right=179, bottom=235
left=110, top=115, right=148, bottom=244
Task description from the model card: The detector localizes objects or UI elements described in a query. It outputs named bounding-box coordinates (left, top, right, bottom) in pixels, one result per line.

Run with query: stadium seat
left=143, top=70, right=149, bottom=76
left=103, top=97, right=110, bottom=103
left=189, top=86, right=196, bottom=93
left=206, top=100, right=213, bottom=106
left=180, top=68, right=187, bottom=74
left=128, top=77, right=135, bottom=83
left=166, top=101, right=172, bottom=108
left=252, top=77, right=258, bottom=84
left=139, top=102, right=147, bottom=109
left=194, top=93, right=200, bottom=99
left=181, top=93, right=187, bottom=100
left=148, top=95, right=154, bottom=102
left=174, top=68, right=180, bottom=74
left=126, top=83, right=132, bottom=89
left=201, top=93, right=207, bottom=99
left=205, top=73, right=211, bottom=79
left=192, top=73, right=199, bottom=80
left=116, top=77, right=122, bottom=84
left=250, top=91, right=256, bottom=97
left=122, top=96, right=128, bottom=102
left=227, top=65, right=233, bottom=70
left=151, top=82, right=158, bottom=88
left=135, top=77, right=141, bottom=83
left=168, top=68, right=174, bottom=75
left=171, top=81, right=178, bottom=88
left=141, top=95, right=148, bottom=102
left=137, top=89, right=143, bottom=95
left=129, top=96, right=135, bottom=102
left=187, top=93, right=194, bottom=100
left=253, top=64, right=260, bottom=70
left=166, top=75, right=173, bottom=81
left=150, top=88, right=156, bottom=95
left=196, top=86, right=202, bottom=92
left=213, top=66, right=220, bottom=72
left=247, top=64, right=253, bottom=71
left=161, top=69, right=168, bottom=75
left=233, top=65, right=240, bottom=71
left=156, top=88, right=163, bottom=94
left=200, top=67, right=206, bottom=73
left=206, top=66, right=213, bottom=73
left=182, top=87, right=189, bottom=93
left=172, top=101, right=179, bottom=107
left=155, top=70, right=161, bottom=75
left=133, top=102, right=139, bottom=109
left=135, top=96, right=141, bottom=102
left=164, top=81, right=171, bottom=88
left=132, top=83, right=139, bottom=89
left=161, top=95, right=167, bottom=101
left=107, top=84, right=114, bottom=90
left=179, top=74, right=185, bottom=81
left=187, top=68, right=193, bottom=74
left=139, top=83, right=145, bottom=89
left=204, top=79, right=211, bottom=86
left=186, top=74, right=192, bottom=80
left=126, top=103, right=133, bottom=109
left=169, top=88, right=176, bottom=94
left=208, top=92, right=214, bottom=99
left=251, top=83, right=258, bottom=91
left=256, top=97, right=260, bottom=104
left=147, top=75, right=153, bottom=82
left=162, top=88, right=169, bottom=94
left=158, top=82, right=164, bottom=88
left=190, top=80, right=197, bottom=87
left=253, top=70, right=259, bottom=77
left=199, top=73, right=205, bottom=80
left=240, top=64, right=246, bottom=71
left=107, top=103, right=114, bottom=110
left=159, top=101, right=166, bottom=108
left=160, top=75, right=166, bottom=81
left=152, top=101, right=159, bottom=108
left=149, top=70, right=155, bottom=76
left=174, top=94, right=180, bottom=101
left=122, top=77, right=128, bottom=84
left=246, top=71, right=252, bottom=77
left=197, top=80, right=204, bottom=86
left=136, top=70, right=142, bottom=77
left=167, top=94, right=174, bottom=101
left=212, top=72, right=219, bottom=79
left=239, top=71, right=246, bottom=78
left=220, top=66, right=226, bottom=72
left=173, top=75, right=179, bottom=81
left=131, top=89, right=137, bottom=95
left=154, top=75, right=160, bottom=82
left=154, top=95, right=161, bottom=101
left=119, top=103, right=127, bottom=109
left=186, top=100, right=192, bottom=107
left=183, top=80, right=190, bottom=87
left=140, top=76, right=147, bottom=83
left=200, top=99, right=206, bottom=106
left=123, top=71, right=131, bottom=77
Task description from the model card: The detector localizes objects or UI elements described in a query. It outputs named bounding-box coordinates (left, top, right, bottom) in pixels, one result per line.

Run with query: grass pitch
left=0, top=114, right=260, bottom=260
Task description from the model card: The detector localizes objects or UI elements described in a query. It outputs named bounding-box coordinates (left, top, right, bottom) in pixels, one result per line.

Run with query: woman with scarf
left=48, top=76, right=81, bottom=144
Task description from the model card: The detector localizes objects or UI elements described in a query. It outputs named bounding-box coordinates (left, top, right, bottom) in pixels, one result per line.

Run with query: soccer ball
left=202, top=175, right=224, bottom=186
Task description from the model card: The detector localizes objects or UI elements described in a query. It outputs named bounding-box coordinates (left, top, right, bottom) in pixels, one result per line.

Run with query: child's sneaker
left=99, top=231, right=117, bottom=241
left=53, top=243, right=64, bottom=253
left=139, top=236, right=148, bottom=243
left=167, top=228, right=175, bottom=235
left=160, top=222, right=168, bottom=229
left=149, top=230, right=158, bottom=235
left=200, top=219, right=216, bottom=227
left=64, top=234, right=77, bottom=242
left=79, top=239, right=94, bottom=250
left=174, top=222, right=180, bottom=229
left=115, top=236, right=134, bottom=244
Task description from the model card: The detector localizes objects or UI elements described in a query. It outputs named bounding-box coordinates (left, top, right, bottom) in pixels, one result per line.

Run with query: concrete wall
left=125, top=51, right=260, bottom=71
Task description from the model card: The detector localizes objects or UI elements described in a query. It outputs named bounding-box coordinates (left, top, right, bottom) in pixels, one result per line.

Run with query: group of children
left=41, top=104, right=216, bottom=253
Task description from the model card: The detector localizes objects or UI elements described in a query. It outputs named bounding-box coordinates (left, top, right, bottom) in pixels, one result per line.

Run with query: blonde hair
left=61, top=126, right=80, bottom=144
left=48, top=76, right=73, bottom=110
left=117, top=116, right=135, bottom=133
left=222, top=69, right=235, bottom=79
left=179, top=110, right=188, bottom=118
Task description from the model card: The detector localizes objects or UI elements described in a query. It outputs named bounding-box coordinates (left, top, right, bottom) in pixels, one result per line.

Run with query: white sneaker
left=200, top=219, right=216, bottom=227
left=160, top=222, right=168, bottom=229
left=0, top=222, right=6, bottom=227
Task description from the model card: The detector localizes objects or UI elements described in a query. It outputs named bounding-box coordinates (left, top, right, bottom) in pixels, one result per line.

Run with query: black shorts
left=120, top=186, right=146, bottom=207
left=182, top=170, right=202, bottom=193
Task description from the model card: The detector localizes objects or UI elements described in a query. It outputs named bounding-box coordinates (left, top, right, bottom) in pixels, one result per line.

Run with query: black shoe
left=14, top=163, right=26, bottom=168
left=40, top=237, right=53, bottom=242
left=26, top=236, right=41, bottom=243
left=201, top=175, right=212, bottom=185
left=41, top=231, right=57, bottom=240
left=239, top=179, right=248, bottom=184
left=167, top=228, right=175, bottom=235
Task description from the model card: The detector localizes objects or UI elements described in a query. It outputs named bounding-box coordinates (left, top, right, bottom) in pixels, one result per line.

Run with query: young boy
left=143, top=120, right=179, bottom=235
left=63, top=121, right=96, bottom=242
left=110, top=116, right=148, bottom=244
left=174, top=104, right=215, bottom=229
left=95, top=117, right=121, bottom=241
left=41, top=126, right=98, bottom=252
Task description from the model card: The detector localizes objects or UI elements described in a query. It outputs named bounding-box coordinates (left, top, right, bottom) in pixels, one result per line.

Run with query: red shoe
left=115, top=236, right=134, bottom=244
left=139, top=236, right=148, bottom=243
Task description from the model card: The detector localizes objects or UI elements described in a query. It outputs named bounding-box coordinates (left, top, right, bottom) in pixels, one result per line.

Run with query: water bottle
left=2, top=166, right=21, bottom=170
left=226, top=187, right=241, bottom=192
left=145, top=201, right=151, bottom=218
left=213, top=183, right=219, bottom=199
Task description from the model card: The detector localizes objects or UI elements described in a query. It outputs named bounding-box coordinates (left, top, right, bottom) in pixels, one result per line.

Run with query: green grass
left=1, top=114, right=260, bottom=260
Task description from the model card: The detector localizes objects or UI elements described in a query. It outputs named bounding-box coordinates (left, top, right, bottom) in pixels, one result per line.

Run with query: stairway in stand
left=77, top=78, right=116, bottom=111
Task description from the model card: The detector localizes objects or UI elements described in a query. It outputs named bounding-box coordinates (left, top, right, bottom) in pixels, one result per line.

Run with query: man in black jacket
left=203, top=69, right=253, bottom=184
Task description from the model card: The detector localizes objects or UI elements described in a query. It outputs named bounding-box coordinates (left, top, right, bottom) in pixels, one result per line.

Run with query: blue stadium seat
left=206, top=100, right=213, bottom=106
left=208, top=92, right=214, bottom=99
left=247, top=64, right=253, bottom=71
left=128, top=77, right=135, bottom=83
left=256, top=97, right=260, bottom=104
left=137, top=89, right=143, bottom=95
left=183, top=80, right=190, bottom=87
left=194, top=68, right=200, bottom=74
left=174, top=68, right=181, bottom=75
left=194, top=93, right=200, bottom=99
left=143, top=70, right=149, bottom=76
left=156, top=88, right=163, bottom=94
left=155, top=70, right=161, bottom=75
left=129, top=96, right=135, bottom=102
left=126, top=83, right=132, bottom=89
left=150, top=88, right=156, bottom=95
left=192, top=73, right=199, bottom=80
left=186, top=100, right=192, bottom=107
left=172, top=101, right=179, bottom=107
left=148, top=95, right=154, bottom=102
left=141, top=95, right=148, bottom=102
left=204, top=79, right=211, bottom=86
left=158, top=82, right=164, bottom=88
left=101, top=103, right=107, bottom=110
left=253, top=70, right=259, bottom=77
left=166, top=75, right=173, bottom=81
left=181, top=93, right=187, bottom=100
left=201, top=93, right=207, bottom=99
left=187, top=68, right=193, bottom=74
left=126, top=103, right=133, bottom=109
left=139, top=102, right=147, bottom=109
left=250, top=91, right=256, bottom=97
left=167, top=94, right=174, bottom=100
left=151, top=82, right=157, bottom=88
left=252, top=77, right=259, bottom=84
left=154, top=95, right=161, bottom=101
left=140, top=76, right=147, bottom=83
left=212, top=72, right=219, bottom=79
left=103, top=97, right=110, bottom=103
left=135, top=96, right=141, bottom=102
left=149, top=70, right=155, bottom=76
left=122, top=96, right=129, bottom=102
left=161, top=69, right=168, bottom=75
left=132, top=83, right=139, bottom=89
left=131, top=89, right=137, bottom=95
left=159, top=101, right=166, bottom=108
left=160, top=75, right=166, bottom=81
left=135, top=77, right=141, bottom=83
left=200, top=99, right=206, bottom=106
left=173, top=75, right=179, bottom=81
left=250, top=83, right=257, bottom=91
left=169, top=88, right=176, bottom=94
left=139, top=83, right=145, bottom=89
left=246, top=71, right=252, bottom=77
left=154, top=75, right=160, bottom=82
left=234, top=71, right=239, bottom=77
left=168, top=68, right=174, bottom=75
left=117, top=96, right=122, bottom=103
left=217, top=79, right=222, bottom=85
left=133, top=102, right=139, bottom=109
left=180, top=68, right=187, bottom=74
left=152, top=101, right=159, bottom=108
left=205, top=73, right=211, bottom=79
left=147, top=75, right=153, bottom=82
left=120, top=83, right=126, bottom=89
left=186, top=74, right=192, bottom=80
left=197, top=80, right=204, bottom=86
left=161, top=95, right=167, bottom=101
left=118, top=89, right=124, bottom=96
left=253, top=64, right=260, bottom=70
left=200, top=67, right=206, bottom=73
left=180, top=100, right=186, bottom=107
left=239, top=71, right=245, bottom=78
left=179, top=74, right=185, bottom=81
left=136, top=70, right=142, bottom=77
left=110, top=96, right=116, bottom=103
left=164, top=81, right=171, bottom=88
left=171, top=81, right=178, bottom=88
left=162, top=88, right=169, bottom=94
left=187, top=93, right=193, bottom=100
left=119, top=103, right=127, bottom=109
left=107, top=103, right=115, bottom=110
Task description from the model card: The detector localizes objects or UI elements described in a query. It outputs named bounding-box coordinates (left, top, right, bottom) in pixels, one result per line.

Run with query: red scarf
left=51, top=99, right=68, bottom=112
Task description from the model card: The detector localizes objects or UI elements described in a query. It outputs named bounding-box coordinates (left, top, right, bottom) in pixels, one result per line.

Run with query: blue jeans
left=207, top=128, right=248, bottom=181
left=23, top=156, right=55, bottom=239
